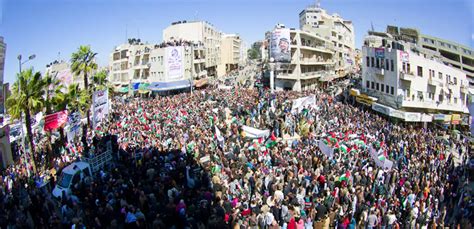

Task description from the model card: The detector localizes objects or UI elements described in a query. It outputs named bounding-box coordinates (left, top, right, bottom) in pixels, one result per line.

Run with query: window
left=391, top=87, right=394, bottom=95
left=376, top=58, right=380, bottom=68
left=438, top=72, right=443, bottom=79
left=407, top=63, right=411, bottom=73
left=391, top=60, right=394, bottom=71
left=371, top=57, right=375, bottom=67
left=366, top=80, right=370, bottom=88
left=453, top=77, right=457, bottom=85
left=371, top=81, right=375, bottom=89
left=417, top=66, right=423, bottom=77
left=376, top=83, right=379, bottom=91
left=454, top=98, right=458, bottom=104
left=385, top=59, right=389, bottom=70
left=381, top=84, right=385, bottom=92
left=366, top=56, right=370, bottom=67
left=386, top=85, right=389, bottom=93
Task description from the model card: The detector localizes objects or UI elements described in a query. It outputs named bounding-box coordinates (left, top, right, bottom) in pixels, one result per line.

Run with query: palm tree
left=71, top=45, right=97, bottom=150
left=51, top=83, right=90, bottom=145
left=6, top=68, right=46, bottom=175
left=43, top=72, right=64, bottom=115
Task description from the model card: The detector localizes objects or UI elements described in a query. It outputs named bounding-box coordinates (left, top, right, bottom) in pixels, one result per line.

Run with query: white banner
left=318, top=140, right=334, bottom=159
left=92, top=89, right=109, bottom=128
left=369, top=146, right=394, bottom=170
left=291, top=95, right=316, bottom=113
left=166, top=46, right=184, bottom=80
left=242, top=125, right=270, bottom=139
left=67, top=112, right=82, bottom=143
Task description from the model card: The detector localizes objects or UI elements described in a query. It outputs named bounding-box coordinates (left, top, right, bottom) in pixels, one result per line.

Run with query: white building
left=109, top=39, right=206, bottom=93
left=0, top=37, right=5, bottom=116
left=163, top=21, right=223, bottom=77
left=299, top=3, right=355, bottom=76
left=218, top=34, right=242, bottom=76
left=265, top=27, right=335, bottom=91
left=358, top=32, right=469, bottom=123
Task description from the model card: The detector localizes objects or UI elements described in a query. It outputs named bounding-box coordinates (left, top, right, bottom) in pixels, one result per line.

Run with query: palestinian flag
left=265, top=132, right=277, bottom=148
left=339, top=144, right=348, bottom=154
left=339, top=171, right=351, bottom=182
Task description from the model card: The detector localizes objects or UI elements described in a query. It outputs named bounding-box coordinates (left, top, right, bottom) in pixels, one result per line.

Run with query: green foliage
left=71, top=45, right=98, bottom=90
left=6, top=68, right=46, bottom=120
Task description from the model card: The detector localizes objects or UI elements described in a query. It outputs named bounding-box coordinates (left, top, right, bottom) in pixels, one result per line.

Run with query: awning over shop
left=355, top=94, right=378, bottom=106
left=115, top=87, right=129, bottom=93
left=138, top=83, right=151, bottom=94
left=194, top=78, right=209, bottom=88
left=319, top=75, right=336, bottom=82
left=148, top=79, right=191, bottom=92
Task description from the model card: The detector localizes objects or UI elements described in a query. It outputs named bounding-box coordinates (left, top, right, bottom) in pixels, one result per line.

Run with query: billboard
left=270, top=28, right=291, bottom=63
left=166, top=46, right=184, bottom=80
left=400, top=51, right=409, bottom=62
left=92, top=89, right=109, bottom=128
left=375, top=48, right=385, bottom=59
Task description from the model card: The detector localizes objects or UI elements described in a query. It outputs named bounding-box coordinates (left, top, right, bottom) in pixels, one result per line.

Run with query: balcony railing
left=399, top=71, right=415, bottom=81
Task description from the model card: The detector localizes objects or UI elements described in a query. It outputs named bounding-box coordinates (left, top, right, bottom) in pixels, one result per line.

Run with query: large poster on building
left=270, top=28, right=291, bottom=63
left=67, top=112, right=82, bottom=143
left=57, top=69, right=73, bottom=88
left=92, top=89, right=109, bottom=128
left=166, top=46, right=184, bottom=80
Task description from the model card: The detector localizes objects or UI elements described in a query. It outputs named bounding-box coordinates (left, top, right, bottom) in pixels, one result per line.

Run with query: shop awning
left=194, top=78, right=209, bottom=88
left=116, top=87, right=129, bottom=93
left=148, top=79, right=191, bottom=91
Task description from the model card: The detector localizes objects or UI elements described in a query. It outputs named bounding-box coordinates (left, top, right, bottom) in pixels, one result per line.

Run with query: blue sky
left=0, top=0, right=472, bottom=85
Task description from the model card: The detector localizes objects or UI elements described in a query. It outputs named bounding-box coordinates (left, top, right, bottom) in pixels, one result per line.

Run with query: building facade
left=0, top=37, right=5, bottom=117
left=163, top=21, right=223, bottom=77
left=218, top=34, right=242, bottom=76
left=386, top=25, right=474, bottom=86
left=108, top=39, right=206, bottom=92
left=299, top=3, right=355, bottom=76
left=358, top=32, right=469, bottom=123
left=265, top=27, right=335, bottom=91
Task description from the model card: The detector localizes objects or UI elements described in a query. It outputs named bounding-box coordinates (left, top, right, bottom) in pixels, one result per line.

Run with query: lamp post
left=269, top=57, right=275, bottom=93
left=17, top=54, right=36, bottom=157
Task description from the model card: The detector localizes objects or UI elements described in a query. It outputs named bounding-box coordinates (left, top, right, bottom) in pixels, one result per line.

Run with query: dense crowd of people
left=1, top=85, right=472, bottom=228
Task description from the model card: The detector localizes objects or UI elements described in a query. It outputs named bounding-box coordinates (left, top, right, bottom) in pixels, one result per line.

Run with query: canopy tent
left=148, top=79, right=192, bottom=92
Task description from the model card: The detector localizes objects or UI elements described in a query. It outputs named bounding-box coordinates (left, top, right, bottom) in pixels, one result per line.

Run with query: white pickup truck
left=52, top=140, right=113, bottom=199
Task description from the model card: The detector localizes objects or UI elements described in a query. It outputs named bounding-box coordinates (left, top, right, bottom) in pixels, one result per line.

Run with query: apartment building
left=218, top=34, right=241, bottom=76
left=357, top=32, right=469, bottom=123
left=264, top=26, right=335, bottom=91
left=108, top=39, right=206, bottom=93
left=299, top=3, right=355, bottom=76
left=163, top=21, right=222, bottom=77
left=0, top=37, right=5, bottom=117
left=386, top=25, right=474, bottom=86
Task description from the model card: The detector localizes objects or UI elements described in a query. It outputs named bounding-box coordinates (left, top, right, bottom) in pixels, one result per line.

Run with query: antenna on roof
left=371, top=21, right=374, bottom=32
left=316, top=0, right=321, bottom=8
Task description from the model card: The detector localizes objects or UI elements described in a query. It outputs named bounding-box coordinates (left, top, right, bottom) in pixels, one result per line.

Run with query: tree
left=43, top=72, right=64, bottom=115
left=248, top=48, right=260, bottom=60
left=6, top=68, right=46, bottom=175
left=71, top=45, right=97, bottom=151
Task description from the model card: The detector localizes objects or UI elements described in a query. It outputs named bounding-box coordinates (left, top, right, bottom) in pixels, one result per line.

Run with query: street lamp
left=269, top=57, right=275, bottom=93
left=16, top=54, right=36, bottom=159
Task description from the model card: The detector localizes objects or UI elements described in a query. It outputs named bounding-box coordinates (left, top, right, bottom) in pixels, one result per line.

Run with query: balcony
left=374, top=68, right=384, bottom=76
left=399, top=71, right=415, bottom=81
left=401, top=97, right=468, bottom=113
left=299, top=57, right=334, bottom=65
left=428, top=77, right=443, bottom=87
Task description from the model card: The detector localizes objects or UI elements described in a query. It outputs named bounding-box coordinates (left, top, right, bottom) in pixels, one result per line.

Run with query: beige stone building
left=299, top=3, right=355, bottom=76
left=217, top=34, right=241, bottom=76
left=163, top=21, right=222, bottom=77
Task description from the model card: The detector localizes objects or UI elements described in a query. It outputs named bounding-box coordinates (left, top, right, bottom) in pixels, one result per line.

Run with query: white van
left=52, top=162, right=92, bottom=199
